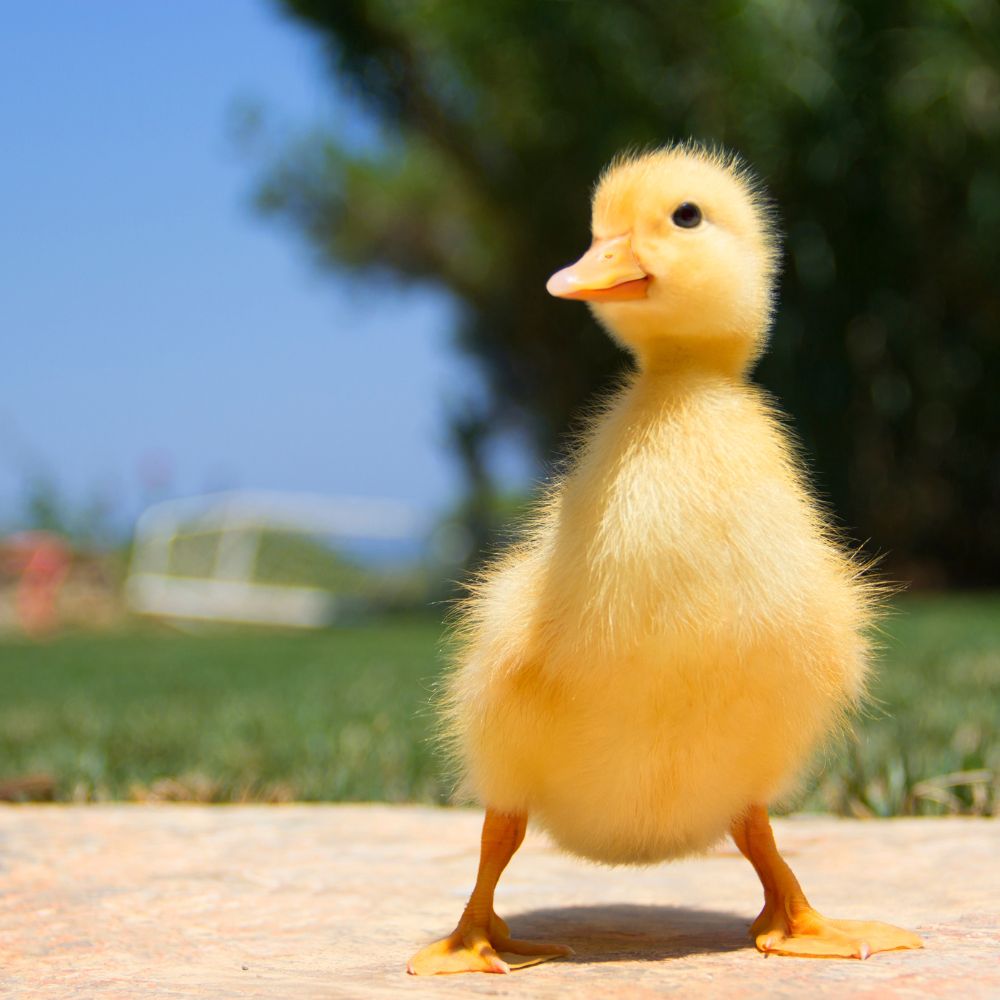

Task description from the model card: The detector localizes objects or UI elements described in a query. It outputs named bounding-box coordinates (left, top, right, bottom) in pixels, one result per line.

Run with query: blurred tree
left=19, top=474, right=116, bottom=547
left=261, top=0, right=1000, bottom=584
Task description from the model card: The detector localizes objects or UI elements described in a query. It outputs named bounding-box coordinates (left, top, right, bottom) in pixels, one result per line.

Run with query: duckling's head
left=547, top=144, right=780, bottom=373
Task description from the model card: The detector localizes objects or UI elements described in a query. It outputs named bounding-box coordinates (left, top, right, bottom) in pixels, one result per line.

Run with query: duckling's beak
left=546, top=234, right=649, bottom=301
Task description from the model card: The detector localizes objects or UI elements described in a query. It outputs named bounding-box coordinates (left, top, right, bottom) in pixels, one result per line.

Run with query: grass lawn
left=0, top=617, right=446, bottom=804
left=0, top=595, right=998, bottom=814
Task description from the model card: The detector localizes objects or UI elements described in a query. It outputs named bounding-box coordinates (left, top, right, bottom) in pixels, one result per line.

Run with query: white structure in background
left=125, top=491, right=422, bottom=628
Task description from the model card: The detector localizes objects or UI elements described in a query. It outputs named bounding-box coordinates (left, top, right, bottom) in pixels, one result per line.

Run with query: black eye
left=672, top=202, right=702, bottom=228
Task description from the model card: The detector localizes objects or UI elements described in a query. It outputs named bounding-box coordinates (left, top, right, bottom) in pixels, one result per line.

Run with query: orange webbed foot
left=407, top=912, right=573, bottom=975
left=751, top=902, right=923, bottom=959
left=733, top=805, right=923, bottom=962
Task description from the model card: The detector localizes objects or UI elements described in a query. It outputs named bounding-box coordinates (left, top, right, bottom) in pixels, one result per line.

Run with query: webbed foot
left=751, top=901, right=923, bottom=959
left=407, top=911, right=573, bottom=975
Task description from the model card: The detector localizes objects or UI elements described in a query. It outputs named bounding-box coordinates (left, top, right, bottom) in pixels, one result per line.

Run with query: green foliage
left=262, top=0, right=1000, bottom=582
left=17, top=474, right=117, bottom=546
left=0, top=596, right=998, bottom=812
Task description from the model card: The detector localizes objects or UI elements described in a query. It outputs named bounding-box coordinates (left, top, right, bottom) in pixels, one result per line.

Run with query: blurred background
left=1, top=1, right=997, bottom=816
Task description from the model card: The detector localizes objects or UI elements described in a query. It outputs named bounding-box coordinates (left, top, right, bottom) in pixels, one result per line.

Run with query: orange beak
left=546, top=234, right=649, bottom=301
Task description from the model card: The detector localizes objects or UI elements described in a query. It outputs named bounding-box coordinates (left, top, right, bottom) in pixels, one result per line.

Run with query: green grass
left=0, top=617, right=447, bottom=803
left=800, top=593, right=1000, bottom=816
left=0, top=595, right=998, bottom=813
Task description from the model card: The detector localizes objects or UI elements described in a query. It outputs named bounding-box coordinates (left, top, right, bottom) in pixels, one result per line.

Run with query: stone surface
left=0, top=805, right=997, bottom=998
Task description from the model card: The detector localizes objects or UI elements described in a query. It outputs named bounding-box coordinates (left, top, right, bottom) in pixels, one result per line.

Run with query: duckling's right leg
left=406, top=808, right=573, bottom=975
left=731, top=803, right=922, bottom=959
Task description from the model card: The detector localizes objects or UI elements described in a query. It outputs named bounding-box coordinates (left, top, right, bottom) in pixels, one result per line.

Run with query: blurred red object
left=1, top=531, right=71, bottom=636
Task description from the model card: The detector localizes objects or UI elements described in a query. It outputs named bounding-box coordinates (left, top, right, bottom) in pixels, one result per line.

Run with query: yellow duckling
left=408, top=144, right=923, bottom=975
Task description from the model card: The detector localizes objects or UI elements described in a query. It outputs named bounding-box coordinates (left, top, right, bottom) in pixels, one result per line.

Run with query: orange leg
left=407, top=809, right=573, bottom=975
left=731, top=804, right=923, bottom=959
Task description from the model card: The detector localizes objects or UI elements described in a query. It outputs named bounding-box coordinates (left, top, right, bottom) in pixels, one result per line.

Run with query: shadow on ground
left=508, top=903, right=752, bottom=964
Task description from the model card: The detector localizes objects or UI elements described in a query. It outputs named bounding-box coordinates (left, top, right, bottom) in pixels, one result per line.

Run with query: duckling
left=408, top=144, right=923, bottom=975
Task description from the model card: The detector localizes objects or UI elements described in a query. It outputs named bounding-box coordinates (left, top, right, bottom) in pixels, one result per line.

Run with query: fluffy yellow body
left=447, top=371, right=871, bottom=864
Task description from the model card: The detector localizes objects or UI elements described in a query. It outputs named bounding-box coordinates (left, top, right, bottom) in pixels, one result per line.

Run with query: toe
left=499, top=937, right=574, bottom=957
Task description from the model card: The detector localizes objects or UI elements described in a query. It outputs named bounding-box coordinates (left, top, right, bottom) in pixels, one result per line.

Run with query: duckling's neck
left=632, top=332, right=758, bottom=380
left=623, top=360, right=741, bottom=427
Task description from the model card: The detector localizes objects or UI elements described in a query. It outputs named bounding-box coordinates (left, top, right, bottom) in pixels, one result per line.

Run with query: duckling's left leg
left=407, top=809, right=573, bottom=975
left=731, top=804, right=923, bottom=959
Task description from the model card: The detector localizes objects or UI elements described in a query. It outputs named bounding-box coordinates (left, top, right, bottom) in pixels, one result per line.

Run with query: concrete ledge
left=0, top=805, right=997, bottom=998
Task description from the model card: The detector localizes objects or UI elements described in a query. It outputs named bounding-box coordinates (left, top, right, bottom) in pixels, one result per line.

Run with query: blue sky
left=1, top=2, right=525, bottom=534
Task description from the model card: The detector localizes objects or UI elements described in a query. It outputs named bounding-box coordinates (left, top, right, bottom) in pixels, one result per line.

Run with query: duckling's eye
left=672, top=202, right=702, bottom=229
